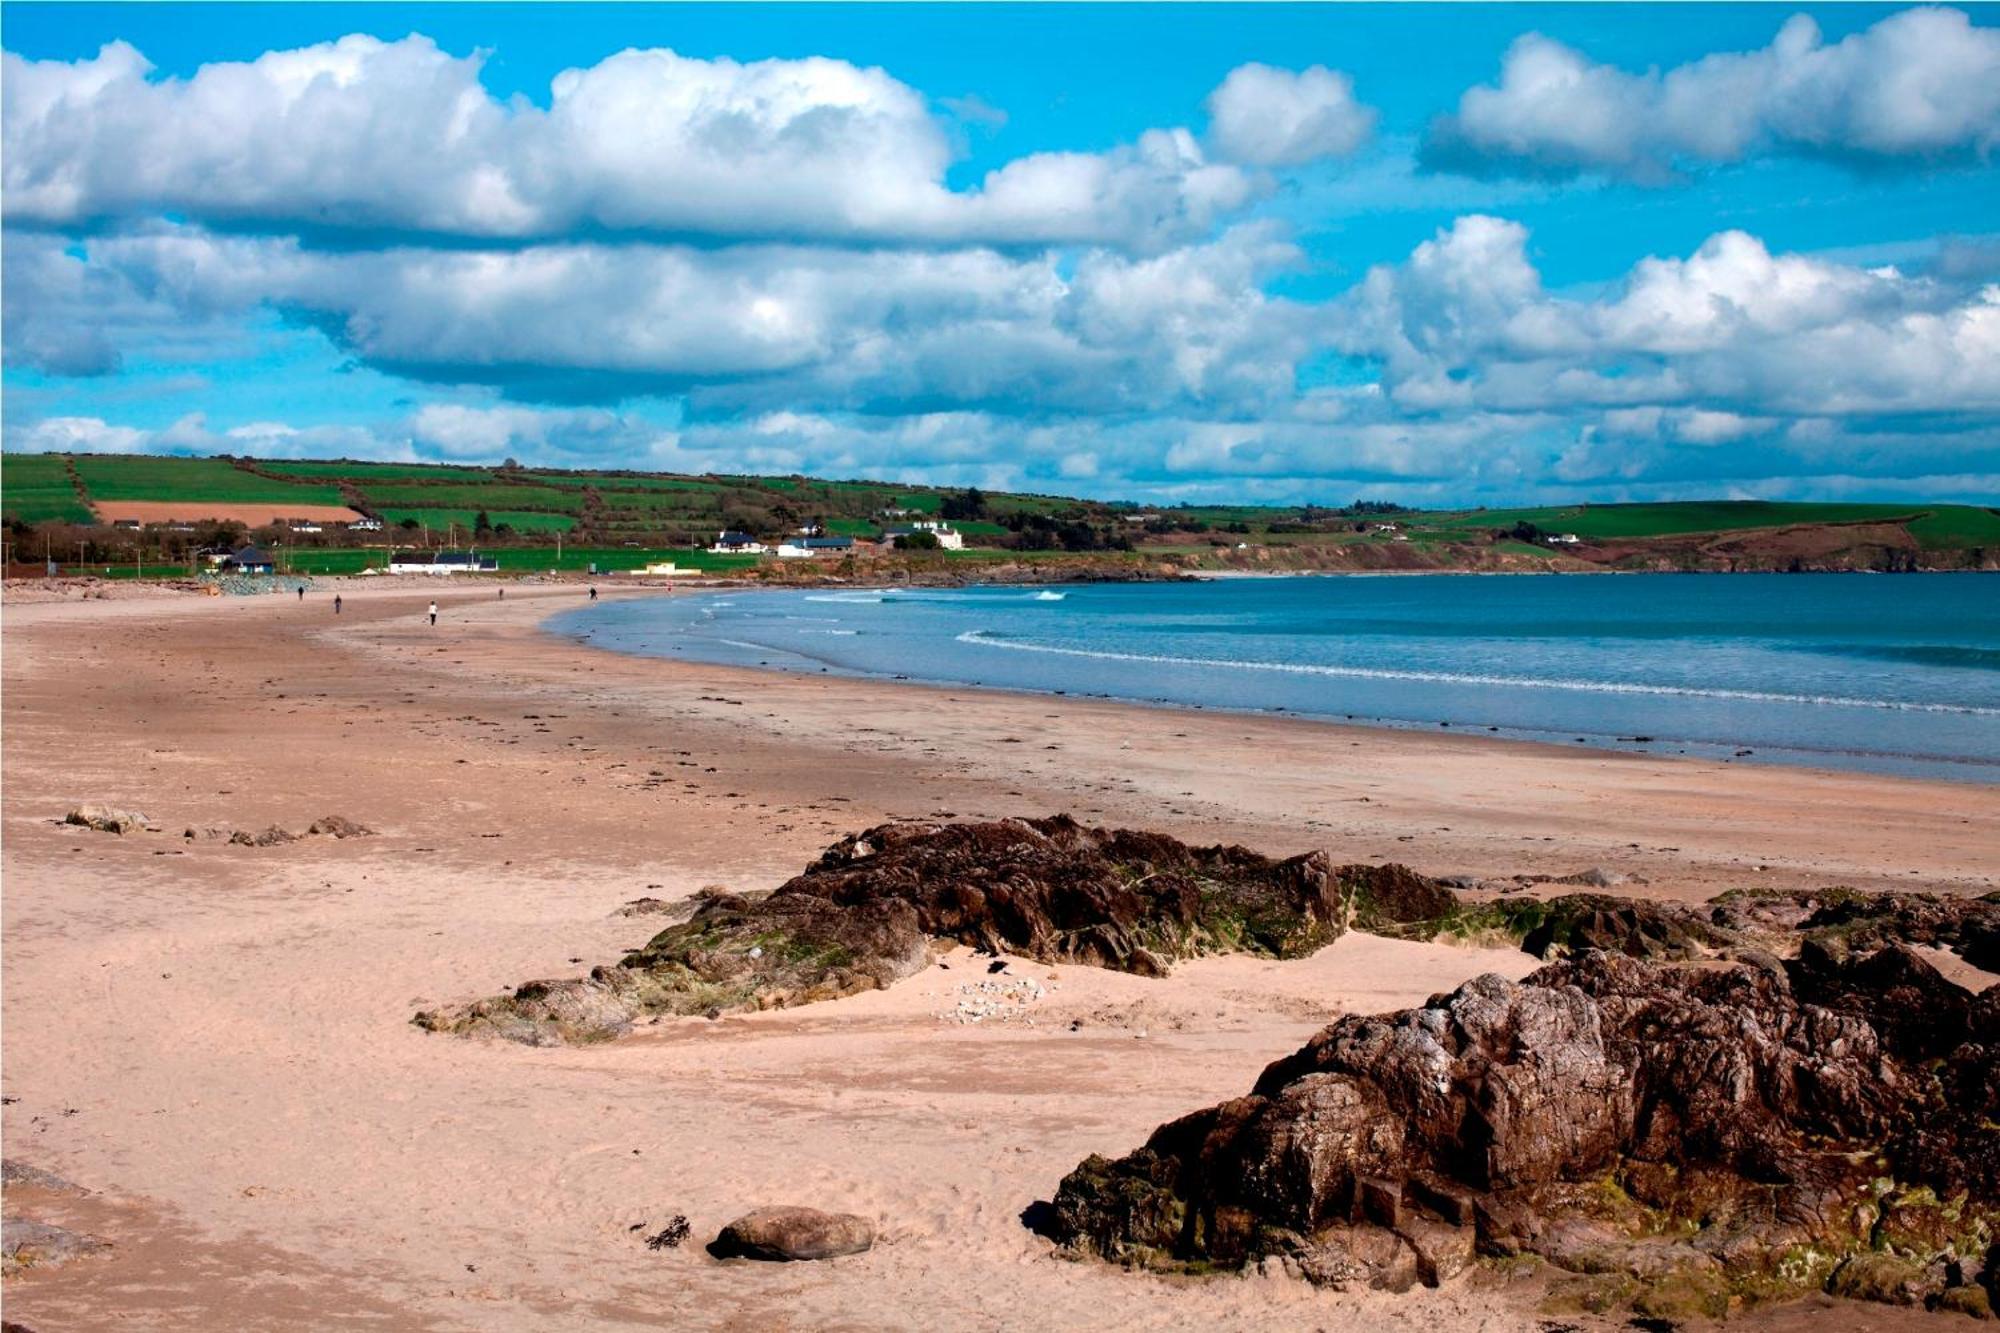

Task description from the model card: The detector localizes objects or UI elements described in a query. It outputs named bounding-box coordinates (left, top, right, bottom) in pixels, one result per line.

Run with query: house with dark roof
left=220, top=546, right=275, bottom=575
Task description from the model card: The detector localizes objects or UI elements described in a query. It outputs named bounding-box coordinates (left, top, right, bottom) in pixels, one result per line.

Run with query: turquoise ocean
left=548, top=573, right=2000, bottom=782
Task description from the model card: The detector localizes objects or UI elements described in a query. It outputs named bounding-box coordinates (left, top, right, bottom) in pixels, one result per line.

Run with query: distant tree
left=1509, top=520, right=1543, bottom=543
left=896, top=530, right=941, bottom=551
left=399, top=518, right=421, bottom=531
left=474, top=509, right=493, bottom=535
left=940, top=487, right=988, bottom=521
left=494, top=522, right=515, bottom=538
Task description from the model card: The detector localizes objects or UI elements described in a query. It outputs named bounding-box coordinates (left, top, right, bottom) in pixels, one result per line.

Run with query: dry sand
left=4, top=581, right=1994, bottom=1331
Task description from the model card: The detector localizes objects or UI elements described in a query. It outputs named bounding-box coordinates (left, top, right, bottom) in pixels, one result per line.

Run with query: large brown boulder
left=1050, top=946, right=1999, bottom=1315
left=711, top=1206, right=874, bottom=1261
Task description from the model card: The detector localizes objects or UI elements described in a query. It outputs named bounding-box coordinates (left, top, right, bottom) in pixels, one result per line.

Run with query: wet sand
left=4, top=581, right=1994, bottom=1330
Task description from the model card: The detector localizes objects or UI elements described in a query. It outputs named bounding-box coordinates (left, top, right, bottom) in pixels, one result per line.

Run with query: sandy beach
left=5, top=580, right=1995, bottom=1331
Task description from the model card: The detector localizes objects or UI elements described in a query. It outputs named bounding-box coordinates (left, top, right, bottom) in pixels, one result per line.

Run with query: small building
left=111, top=518, right=142, bottom=531
left=221, top=546, right=276, bottom=575
left=708, top=531, right=766, bottom=554
left=1546, top=533, right=1582, bottom=545
left=285, top=520, right=324, bottom=534
left=350, top=516, right=385, bottom=533
left=387, top=550, right=499, bottom=574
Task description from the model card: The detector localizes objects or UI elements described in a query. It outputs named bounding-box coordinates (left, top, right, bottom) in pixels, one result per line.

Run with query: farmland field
left=260, top=461, right=496, bottom=482
left=377, top=508, right=578, bottom=533
left=73, top=455, right=346, bottom=506
left=352, top=483, right=577, bottom=511
left=1426, top=500, right=1926, bottom=539
left=0, top=454, right=93, bottom=524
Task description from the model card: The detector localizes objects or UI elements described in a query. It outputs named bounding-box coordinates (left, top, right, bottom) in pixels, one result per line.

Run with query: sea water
left=549, top=573, right=2000, bottom=782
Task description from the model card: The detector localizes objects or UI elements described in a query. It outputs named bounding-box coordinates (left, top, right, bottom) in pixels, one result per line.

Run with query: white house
left=350, top=516, right=385, bottom=533
left=774, top=536, right=857, bottom=559
left=708, top=531, right=766, bottom=554
left=884, top=520, right=964, bottom=551
left=1546, top=533, right=1582, bottom=545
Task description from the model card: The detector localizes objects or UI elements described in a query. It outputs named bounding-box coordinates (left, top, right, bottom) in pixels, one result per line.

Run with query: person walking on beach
left=498, top=586, right=505, bottom=600
left=428, top=600, right=438, bottom=627
left=297, top=586, right=305, bottom=602
left=333, top=594, right=342, bottom=615
left=588, top=585, right=598, bottom=602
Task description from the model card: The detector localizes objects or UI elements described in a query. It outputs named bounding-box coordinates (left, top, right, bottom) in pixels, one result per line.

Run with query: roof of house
left=799, top=536, right=853, bottom=549
left=227, top=546, right=274, bottom=564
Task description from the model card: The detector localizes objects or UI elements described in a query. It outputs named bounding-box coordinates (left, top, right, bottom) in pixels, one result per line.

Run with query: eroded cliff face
left=1051, top=944, right=1999, bottom=1319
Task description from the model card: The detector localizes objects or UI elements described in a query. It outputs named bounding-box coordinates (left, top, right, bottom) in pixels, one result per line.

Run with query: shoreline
left=4, top=581, right=1996, bottom=1330
left=540, top=581, right=2000, bottom=787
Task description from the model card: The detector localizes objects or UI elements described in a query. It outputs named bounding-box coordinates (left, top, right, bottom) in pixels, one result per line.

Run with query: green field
left=1906, top=506, right=2000, bottom=549
left=1428, top=500, right=1934, bottom=540
left=73, top=455, right=345, bottom=506
left=377, top=508, right=579, bottom=533
left=0, top=453, right=93, bottom=524
left=259, top=460, right=497, bottom=482
left=353, top=482, right=578, bottom=511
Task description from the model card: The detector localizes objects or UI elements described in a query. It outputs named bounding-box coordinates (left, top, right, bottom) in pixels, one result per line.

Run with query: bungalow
left=111, top=518, right=142, bottom=531
left=350, top=516, right=385, bottom=533
left=773, top=536, right=857, bottom=559
left=1545, top=533, right=1582, bottom=545
left=387, top=550, right=499, bottom=574
left=285, top=520, right=324, bottom=535
left=220, top=546, right=276, bottom=575
left=708, top=531, right=767, bottom=554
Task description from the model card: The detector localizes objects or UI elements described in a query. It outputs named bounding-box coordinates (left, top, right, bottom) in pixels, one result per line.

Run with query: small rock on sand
left=2, top=1218, right=110, bottom=1274
left=711, top=1206, right=874, bottom=1261
left=63, top=805, right=150, bottom=834
left=306, top=815, right=373, bottom=838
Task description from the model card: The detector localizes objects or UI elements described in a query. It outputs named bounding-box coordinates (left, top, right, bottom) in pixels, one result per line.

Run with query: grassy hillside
left=0, top=453, right=92, bottom=524
left=3, top=452, right=1995, bottom=575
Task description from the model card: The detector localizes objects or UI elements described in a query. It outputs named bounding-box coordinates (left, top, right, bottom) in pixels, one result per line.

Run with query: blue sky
left=4, top=3, right=1998, bottom=504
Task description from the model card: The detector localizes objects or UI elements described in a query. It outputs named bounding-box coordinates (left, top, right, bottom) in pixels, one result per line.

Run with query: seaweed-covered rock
left=1050, top=946, right=1999, bottom=1314
left=420, top=817, right=1455, bottom=1043
left=62, top=804, right=149, bottom=834
left=1516, top=894, right=1734, bottom=960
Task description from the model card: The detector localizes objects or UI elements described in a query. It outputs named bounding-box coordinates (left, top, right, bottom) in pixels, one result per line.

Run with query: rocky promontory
left=1050, top=943, right=1998, bottom=1318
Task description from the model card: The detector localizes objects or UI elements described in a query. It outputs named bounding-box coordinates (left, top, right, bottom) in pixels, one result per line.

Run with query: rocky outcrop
left=710, top=1207, right=874, bottom=1261
left=1712, top=887, right=2000, bottom=971
left=1050, top=946, right=1998, bottom=1317
left=419, top=816, right=1459, bottom=1043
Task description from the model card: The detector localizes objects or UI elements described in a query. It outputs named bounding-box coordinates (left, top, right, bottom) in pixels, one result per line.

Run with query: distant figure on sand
left=333, top=595, right=342, bottom=615
left=498, top=587, right=505, bottom=600
left=428, top=601, right=438, bottom=627
left=297, top=586, right=305, bottom=601
left=589, top=586, right=598, bottom=602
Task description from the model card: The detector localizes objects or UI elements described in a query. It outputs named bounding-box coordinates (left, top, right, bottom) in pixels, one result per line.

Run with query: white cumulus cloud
left=1427, top=7, right=2000, bottom=179
left=1204, top=63, right=1376, bottom=167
